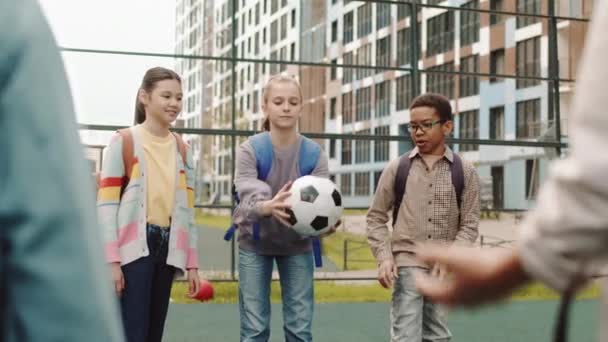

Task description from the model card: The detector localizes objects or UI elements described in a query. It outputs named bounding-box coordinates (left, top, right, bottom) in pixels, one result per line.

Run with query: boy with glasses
left=366, top=93, right=480, bottom=341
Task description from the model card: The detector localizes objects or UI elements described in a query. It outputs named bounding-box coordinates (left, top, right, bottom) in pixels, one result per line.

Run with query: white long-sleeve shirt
left=517, top=0, right=608, bottom=321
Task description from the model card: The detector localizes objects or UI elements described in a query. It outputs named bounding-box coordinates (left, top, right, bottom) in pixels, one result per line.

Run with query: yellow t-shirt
left=137, top=125, right=177, bottom=227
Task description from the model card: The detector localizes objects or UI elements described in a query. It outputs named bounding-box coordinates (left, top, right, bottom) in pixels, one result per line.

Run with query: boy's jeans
left=390, top=267, right=451, bottom=342
left=238, top=248, right=314, bottom=342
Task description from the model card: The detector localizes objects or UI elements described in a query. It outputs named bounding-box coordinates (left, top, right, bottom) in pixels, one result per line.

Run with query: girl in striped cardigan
left=97, top=67, right=200, bottom=342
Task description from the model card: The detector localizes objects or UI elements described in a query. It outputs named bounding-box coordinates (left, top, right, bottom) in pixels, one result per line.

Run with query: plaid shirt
left=366, top=147, right=480, bottom=267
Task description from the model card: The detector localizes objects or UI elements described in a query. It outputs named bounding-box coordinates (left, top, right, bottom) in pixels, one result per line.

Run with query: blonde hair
left=261, top=73, right=303, bottom=131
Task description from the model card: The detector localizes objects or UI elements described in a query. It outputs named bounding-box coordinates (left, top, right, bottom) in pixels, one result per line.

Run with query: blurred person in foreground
left=415, top=4, right=608, bottom=340
left=0, top=0, right=124, bottom=340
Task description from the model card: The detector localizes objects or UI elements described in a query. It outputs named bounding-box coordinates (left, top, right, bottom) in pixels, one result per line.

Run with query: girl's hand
left=260, top=182, right=293, bottom=226
left=110, top=262, right=125, bottom=297
left=187, top=269, right=201, bottom=298
left=319, top=219, right=342, bottom=238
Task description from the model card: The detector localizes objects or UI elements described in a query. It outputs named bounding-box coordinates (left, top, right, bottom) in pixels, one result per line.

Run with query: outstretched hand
left=414, top=245, right=529, bottom=307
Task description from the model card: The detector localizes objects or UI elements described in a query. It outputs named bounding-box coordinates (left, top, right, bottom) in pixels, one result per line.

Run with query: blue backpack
left=223, top=132, right=324, bottom=267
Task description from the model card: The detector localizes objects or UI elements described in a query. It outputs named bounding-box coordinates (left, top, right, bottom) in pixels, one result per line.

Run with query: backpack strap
left=171, top=132, right=188, bottom=166
left=297, top=136, right=323, bottom=267
left=392, top=150, right=465, bottom=226
left=117, top=128, right=135, bottom=181
left=450, top=154, right=465, bottom=210
left=225, top=132, right=274, bottom=243
left=298, top=136, right=321, bottom=176
left=392, top=153, right=412, bottom=226
left=249, top=132, right=274, bottom=181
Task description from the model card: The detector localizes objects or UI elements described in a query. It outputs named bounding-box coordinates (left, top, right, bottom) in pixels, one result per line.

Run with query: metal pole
left=548, top=0, right=563, bottom=157
left=343, top=240, right=348, bottom=270
left=410, top=1, right=420, bottom=96
left=230, top=0, right=238, bottom=281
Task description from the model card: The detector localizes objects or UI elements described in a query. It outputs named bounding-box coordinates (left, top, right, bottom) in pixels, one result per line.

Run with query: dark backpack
left=392, top=151, right=465, bottom=225
left=223, top=132, right=325, bottom=267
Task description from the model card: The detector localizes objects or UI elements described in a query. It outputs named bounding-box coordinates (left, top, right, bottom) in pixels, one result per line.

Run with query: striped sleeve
left=97, top=133, right=125, bottom=263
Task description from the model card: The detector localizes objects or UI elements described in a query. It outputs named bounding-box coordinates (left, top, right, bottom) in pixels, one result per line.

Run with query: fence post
left=343, top=240, right=348, bottom=271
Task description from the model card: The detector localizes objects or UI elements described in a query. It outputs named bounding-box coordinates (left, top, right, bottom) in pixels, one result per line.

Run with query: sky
left=39, top=0, right=178, bottom=144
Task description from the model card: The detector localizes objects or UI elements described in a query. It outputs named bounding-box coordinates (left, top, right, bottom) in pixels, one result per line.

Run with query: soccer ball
left=285, top=175, right=343, bottom=237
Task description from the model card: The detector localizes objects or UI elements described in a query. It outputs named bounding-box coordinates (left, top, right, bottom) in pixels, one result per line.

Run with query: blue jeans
left=238, top=248, right=314, bottom=342
left=120, top=224, right=175, bottom=342
left=390, top=267, right=451, bottom=342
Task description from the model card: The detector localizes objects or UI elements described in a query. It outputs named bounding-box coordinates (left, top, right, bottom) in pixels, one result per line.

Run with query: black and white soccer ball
left=285, top=175, right=343, bottom=237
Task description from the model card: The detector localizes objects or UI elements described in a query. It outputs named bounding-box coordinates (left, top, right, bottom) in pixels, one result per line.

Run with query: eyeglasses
left=407, top=120, right=445, bottom=134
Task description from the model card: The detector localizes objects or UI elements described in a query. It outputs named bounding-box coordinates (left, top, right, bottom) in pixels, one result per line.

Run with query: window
left=516, top=37, right=541, bottom=89
left=331, top=20, right=338, bottom=42
left=355, top=129, right=371, bottom=163
left=355, top=172, right=370, bottom=196
left=280, top=14, right=287, bottom=40
left=254, top=32, right=260, bottom=54
left=460, top=1, right=479, bottom=47
left=426, top=63, right=455, bottom=99
left=376, top=3, right=391, bottom=29
left=525, top=159, right=540, bottom=199
left=459, top=55, right=479, bottom=97
left=291, top=9, right=296, bottom=28
left=341, top=140, right=352, bottom=165
left=357, top=2, right=373, bottom=38
left=490, top=49, right=505, bottom=83
left=356, top=87, right=372, bottom=121
left=356, top=44, right=373, bottom=79
left=375, top=81, right=390, bottom=118
left=427, top=11, right=454, bottom=56
left=517, top=0, right=540, bottom=28
left=271, top=20, right=278, bottom=45
left=396, top=74, right=415, bottom=111
left=376, top=35, right=391, bottom=68
left=255, top=3, right=260, bottom=25
left=344, top=11, right=354, bottom=44
left=398, top=124, right=414, bottom=154
left=253, top=90, right=259, bottom=113
left=331, top=59, right=338, bottom=80
left=343, top=91, right=353, bottom=124
left=279, top=46, right=287, bottom=71
left=490, top=0, right=504, bottom=25
left=329, top=139, right=336, bottom=158
left=516, top=99, right=541, bottom=138
left=490, top=106, right=505, bottom=140
left=270, top=50, right=278, bottom=74
left=340, top=173, right=352, bottom=196
left=290, top=42, right=295, bottom=60
left=373, top=171, right=383, bottom=193
left=271, top=0, right=279, bottom=13
left=459, top=110, right=479, bottom=151
left=330, top=97, right=337, bottom=119
left=397, top=26, right=421, bottom=66
left=343, top=51, right=354, bottom=84
left=374, top=125, right=390, bottom=162
left=397, top=2, right=420, bottom=21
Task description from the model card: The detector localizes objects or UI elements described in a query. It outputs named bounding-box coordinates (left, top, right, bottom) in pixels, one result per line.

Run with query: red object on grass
left=194, top=279, right=214, bottom=301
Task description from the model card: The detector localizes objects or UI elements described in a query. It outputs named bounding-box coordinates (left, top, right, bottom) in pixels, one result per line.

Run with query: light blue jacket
left=0, top=1, right=124, bottom=340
